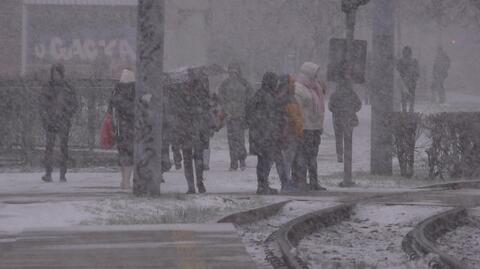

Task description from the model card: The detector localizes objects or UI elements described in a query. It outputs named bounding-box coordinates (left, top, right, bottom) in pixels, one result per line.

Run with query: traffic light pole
left=133, top=0, right=165, bottom=196
left=339, top=0, right=369, bottom=187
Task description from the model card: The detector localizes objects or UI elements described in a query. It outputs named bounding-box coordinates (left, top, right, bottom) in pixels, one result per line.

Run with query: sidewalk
left=0, top=224, right=256, bottom=269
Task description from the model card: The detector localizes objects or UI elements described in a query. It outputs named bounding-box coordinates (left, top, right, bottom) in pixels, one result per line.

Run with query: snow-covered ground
left=437, top=208, right=480, bottom=268
left=297, top=204, right=451, bottom=269
left=0, top=92, right=478, bottom=240
left=238, top=200, right=338, bottom=269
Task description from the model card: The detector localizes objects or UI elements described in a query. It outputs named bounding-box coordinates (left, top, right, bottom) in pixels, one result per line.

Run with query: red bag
left=100, top=112, right=115, bottom=150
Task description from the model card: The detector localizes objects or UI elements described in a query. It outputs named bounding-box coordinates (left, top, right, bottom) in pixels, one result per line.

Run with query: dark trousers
left=292, top=130, right=321, bottom=187
left=226, top=119, right=247, bottom=168
left=432, top=79, right=446, bottom=104
left=401, top=86, right=416, bottom=112
left=172, top=144, right=183, bottom=167
left=44, top=125, right=71, bottom=177
left=333, top=116, right=344, bottom=159
left=257, top=148, right=289, bottom=188
left=182, top=145, right=204, bottom=191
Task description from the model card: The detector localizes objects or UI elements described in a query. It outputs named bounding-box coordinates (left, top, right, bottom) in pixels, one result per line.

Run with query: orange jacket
left=284, top=75, right=304, bottom=138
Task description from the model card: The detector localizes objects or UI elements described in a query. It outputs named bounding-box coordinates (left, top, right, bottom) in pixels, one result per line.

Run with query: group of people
left=366, top=45, right=451, bottom=112
left=39, top=60, right=364, bottom=195
left=398, top=45, right=451, bottom=112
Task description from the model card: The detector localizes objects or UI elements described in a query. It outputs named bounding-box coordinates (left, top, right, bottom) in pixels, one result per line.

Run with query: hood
left=120, top=69, right=135, bottom=83
left=261, top=72, right=278, bottom=93
left=299, top=62, right=320, bottom=81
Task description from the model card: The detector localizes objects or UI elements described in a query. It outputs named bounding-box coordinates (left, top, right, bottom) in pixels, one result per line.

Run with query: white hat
left=120, top=69, right=135, bottom=83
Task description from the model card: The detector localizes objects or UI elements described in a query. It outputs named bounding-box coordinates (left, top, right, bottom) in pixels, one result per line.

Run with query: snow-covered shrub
left=391, top=112, right=423, bottom=178
left=424, top=112, right=480, bottom=179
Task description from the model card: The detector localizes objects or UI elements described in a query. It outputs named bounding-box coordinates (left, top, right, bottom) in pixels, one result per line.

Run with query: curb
left=216, top=200, right=291, bottom=225
left=402, top=208, right=474, bottom=269
left=276, top=203, right=355, bottom=269
left=416, top=180, right=480, bottom=190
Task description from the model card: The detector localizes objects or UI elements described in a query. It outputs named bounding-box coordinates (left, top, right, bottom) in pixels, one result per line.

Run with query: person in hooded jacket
left=218, top=63, right=253, bottom=171
left=40, top=63, right=78, bottom=183
left=292, top=62, right=327, bottom=191
left=177, top=69, right=212, bottom=194
left=109, top=69, right=136, bottom=189
left=247, top=72, right=297, bottom=194
left=431, top=46, right=451, bottom=104
left=396, top=46, right=420, bottom=112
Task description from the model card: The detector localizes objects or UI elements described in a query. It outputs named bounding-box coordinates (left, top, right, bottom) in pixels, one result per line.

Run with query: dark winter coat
left=397, top=57, right=420, bottom=91
left=218, top=76, right=253, bottom=121
left=246, top=72, right=287, bottom=156
left=328, top=88, right=362, bottom=127
left=176, top=76, right=212, bottom=149
left=39, top=79, right=78, bottom=132
left=433, top=49, right=451, bottom=81
left=110, top=82, right=135, bottom=152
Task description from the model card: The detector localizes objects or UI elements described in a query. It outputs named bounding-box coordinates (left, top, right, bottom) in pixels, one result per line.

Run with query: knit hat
left=119, top=69, right=135, bottom=83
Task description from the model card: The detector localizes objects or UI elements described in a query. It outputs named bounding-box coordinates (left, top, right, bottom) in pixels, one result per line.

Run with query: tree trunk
left=371, top=0, right=395, bottom=175
left=133, top=0, right=165, bottom=196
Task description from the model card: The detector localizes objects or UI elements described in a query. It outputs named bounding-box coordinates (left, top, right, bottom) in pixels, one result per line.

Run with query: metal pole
left=370, top=0, right=395, bottom=175
left=340, top=9, right=357, bottom=187
left=133, top=0, right=165, bottom=196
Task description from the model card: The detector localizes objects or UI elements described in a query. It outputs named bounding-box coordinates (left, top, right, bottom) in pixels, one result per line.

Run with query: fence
left=0, top=78, right=116, bottom=154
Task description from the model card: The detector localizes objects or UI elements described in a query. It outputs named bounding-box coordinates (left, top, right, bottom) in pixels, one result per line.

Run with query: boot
left=309, top=182, right=327, bottom=191
left=256, top=181, right=278, bottom=195
left=239, top=159, right=247, bottom=171
left=197, top=181, right=206, bottom=194
left=120, top=166, right=133, bottom=189
left=42, top=174, right=52, bottom=183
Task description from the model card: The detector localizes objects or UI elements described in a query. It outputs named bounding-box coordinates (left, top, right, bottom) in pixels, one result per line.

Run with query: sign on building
left=327, top=38, right=367, bottom=84
left=23, top=1, right=137, bottom=79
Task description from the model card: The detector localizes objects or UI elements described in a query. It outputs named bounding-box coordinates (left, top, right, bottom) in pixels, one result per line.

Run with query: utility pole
left=133, top=0, right=165, bottom=196
left=339, top=0, right=369, bottom=187
left=371, top=0, right=395, bottom=175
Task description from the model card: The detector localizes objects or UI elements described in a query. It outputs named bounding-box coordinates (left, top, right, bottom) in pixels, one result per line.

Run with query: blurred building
left=0, top=0, right=209, bottom=79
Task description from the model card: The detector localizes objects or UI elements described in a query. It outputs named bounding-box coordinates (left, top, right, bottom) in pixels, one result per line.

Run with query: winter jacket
left=396, top=57, right=420, bottom=90
left=246, top=72, right=286, bottom=155
left=280, top=75, right=304, bottom=139
left=433, top=48, right=451, bottom=81
left=294, top=62, right=326, bottom=131
left=328, top=87, right=362, bottom=127
left=110, top=80, right=135, bottom=151
left=176, top=75, right=212, bottom=149
left=39, top=79, right=78, bottom=132
left=218, top=76, right=253, bottom=121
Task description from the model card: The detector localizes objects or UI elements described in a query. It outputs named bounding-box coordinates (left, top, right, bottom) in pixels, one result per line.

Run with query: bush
left=424, top=112, right=480, bottom=179
left=391, top=112, right=422, bottom=178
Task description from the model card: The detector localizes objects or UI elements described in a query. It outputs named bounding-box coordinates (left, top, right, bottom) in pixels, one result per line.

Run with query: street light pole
left=371, top=0, right=395, bottom=175
left=133, top=0, right=165, bottom=196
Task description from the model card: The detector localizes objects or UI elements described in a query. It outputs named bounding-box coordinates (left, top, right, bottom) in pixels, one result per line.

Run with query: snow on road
left=437, top=208, right=480, bottom=268
left=238, top=200, right=338, bottom=269
left=298, top=204, right=451, bottom=269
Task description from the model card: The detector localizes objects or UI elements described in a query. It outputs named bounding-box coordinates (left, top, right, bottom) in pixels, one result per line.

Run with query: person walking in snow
left=177, top=69, right=212, bottom=194
left=40, top=63, right=78, bottom=183
left=292, top=62, right=327, bottom=191
left=431, top=46, right=451, bottom=104
left=246, top=72, right=298, bottom=194
left=109, top=69, right=136, bottom=189
left=218, top=63, right=253, bottom=171
left=329, top=81, right=362, bottom=165
left=396, top=46, right=420, bottom=112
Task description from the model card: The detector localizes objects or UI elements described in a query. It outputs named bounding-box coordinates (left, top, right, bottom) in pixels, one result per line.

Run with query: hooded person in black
left=39, top=63, right=78, bottom=182
left=177, top=69, right=212, bottom=194
left=247, top=72, right=295, bottom=194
